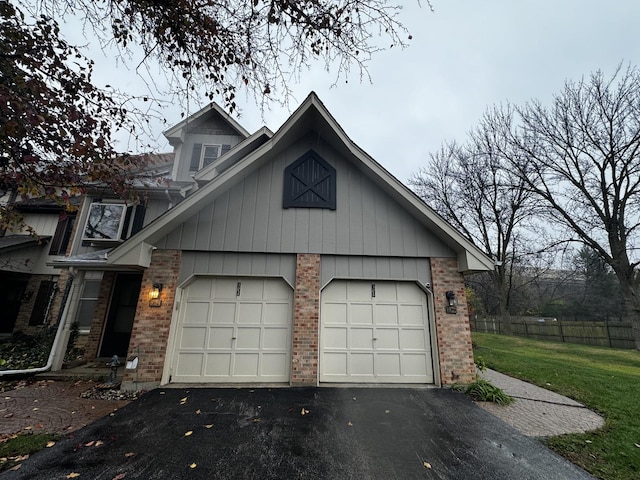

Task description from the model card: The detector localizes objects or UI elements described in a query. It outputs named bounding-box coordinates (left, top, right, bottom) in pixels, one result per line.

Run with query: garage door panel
left=321, top=280, right=433, bottom=384
left=377, top=354, right=401, bottom=376
left=205, top=353, right=231, bottom=376
left=172, top=277, right=292, bottom=383
left=234, top=353, right=260, bottom=376
left=264, top=303, right=291, bottom=325
left=351, top=304, right=373, bottom=324
left=188, top=279, right=213, bottom=298
left=323, top=353, right=347, bottom=376
left=374, top=282, right=396, bottom=301
left=183, top=302, right=210, bottom=324
left=262, top=353, right=289, bottom=376
left=236, top=327, right=261, bottom=348
left=212, top=278, right=238, bottom=299
left=237, top=303, right=263, bottom=324
left=374, top=304, right=399, bottom=325
left=175, top=353, right=204, bottom=376
left=324, top=327, right=347, bottom=349
left=180, top=327, right=207, bottom=349
left=350, top=328, right=374, bottom=348
left=399, top=305, right=425, bottom=326
left=402, top=354, right=430, bottom=377
left=376, top=329, right=400, bottom=349
left=351, top=353, right=374, bottom=375
left=323, top=303, right=347, bottom=324
left=348, top=282, right=371, bottom=301
left=263, top=328, right=289, bottom=349
left=400, top=329, right=428, bottom=350
left=211, top=302, right=236, bottom=324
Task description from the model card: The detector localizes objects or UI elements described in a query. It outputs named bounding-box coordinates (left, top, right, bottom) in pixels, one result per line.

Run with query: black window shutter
left=120, top=206, right=133, bottom=240
left=221, top=144, right=231, bottom=156
left=189, top=143, right=203, bottom=171
left=49, top=214, right=75, bottom=255
left=29, top=281, right=55, bottom=326
left=131, top=204, right=146, bottom=235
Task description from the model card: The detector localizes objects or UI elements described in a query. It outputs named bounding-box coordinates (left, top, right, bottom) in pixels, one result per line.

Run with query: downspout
left=0, top=269, right=76, bottom=377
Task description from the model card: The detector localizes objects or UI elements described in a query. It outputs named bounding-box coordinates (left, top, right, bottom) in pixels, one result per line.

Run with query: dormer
left=164, top=103, right=250, bottom=185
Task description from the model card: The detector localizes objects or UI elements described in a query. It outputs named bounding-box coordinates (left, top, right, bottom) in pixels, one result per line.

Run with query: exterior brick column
left=84, top=271, right=116, bottom=360
left=122, top=249, right=181, bottom=390
left=291, top=253, right=320, bottom=385
left=430, top=257, right=476, bottom=385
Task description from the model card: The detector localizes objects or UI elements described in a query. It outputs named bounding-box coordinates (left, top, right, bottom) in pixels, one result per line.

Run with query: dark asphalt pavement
left=2, top=387, right=594, bottom=480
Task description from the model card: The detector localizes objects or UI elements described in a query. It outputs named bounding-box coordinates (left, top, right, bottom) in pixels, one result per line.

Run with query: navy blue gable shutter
left=283, top=150, right=336, bottom=209
left=189, top=143, right=203, bottom=171
left=131, top=204, right=146, bottom=235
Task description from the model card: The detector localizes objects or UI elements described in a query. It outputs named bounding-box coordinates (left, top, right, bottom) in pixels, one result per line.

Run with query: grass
left=0, top=433, right=57, bottom=472
left=472, top=332, right=640, bottom=480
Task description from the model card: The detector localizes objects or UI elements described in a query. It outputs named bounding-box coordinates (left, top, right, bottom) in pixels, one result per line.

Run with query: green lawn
left=472, top=333, right=640, bottom=480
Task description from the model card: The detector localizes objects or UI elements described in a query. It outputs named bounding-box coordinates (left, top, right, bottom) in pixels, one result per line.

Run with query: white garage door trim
left=170, top=276, right=293, bottom=383
left=320, top=280, right=434, bottom=384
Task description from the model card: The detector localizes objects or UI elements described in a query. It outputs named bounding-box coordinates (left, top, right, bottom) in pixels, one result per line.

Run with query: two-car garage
left=170, top=276, right=434, bottom=385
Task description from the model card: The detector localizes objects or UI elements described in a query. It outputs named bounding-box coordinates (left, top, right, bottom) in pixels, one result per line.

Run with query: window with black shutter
left=49, top=214, right=76, bottom=255
left=283, top=150, right=336, bottom=209
left=29, top=280, right=56, bottom=326
left=189, top=143, right=232, bottom=171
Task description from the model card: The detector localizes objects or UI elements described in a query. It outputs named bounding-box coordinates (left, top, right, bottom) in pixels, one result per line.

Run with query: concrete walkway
left=476, top=369, right=605, bottom=437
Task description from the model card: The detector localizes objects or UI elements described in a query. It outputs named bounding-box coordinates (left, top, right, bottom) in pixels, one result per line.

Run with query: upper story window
left=82, top=202, right=145, bottom=243
left=189, top=143, right=231, bottom=171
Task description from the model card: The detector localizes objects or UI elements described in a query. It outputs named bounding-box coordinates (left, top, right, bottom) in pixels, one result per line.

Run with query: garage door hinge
left=236, top=281, right=241, bottom=297
left=371, top=282, right=376, bottom=298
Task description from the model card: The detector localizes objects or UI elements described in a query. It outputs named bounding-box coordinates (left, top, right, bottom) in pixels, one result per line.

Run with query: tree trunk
left=614, top=272, right=640, bottom=350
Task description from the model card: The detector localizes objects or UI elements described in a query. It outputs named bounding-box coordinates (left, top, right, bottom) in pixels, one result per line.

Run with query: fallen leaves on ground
left=184, top=431, right=193, bottom=437
left=112, top=474, right=127, bottom=480
left=190, top=463, right=197, bottom=469
left=204, top=424, right=213, bottom=429
left=423, top=461, right=432, bottom=469
left=180, top=397, right=188, bottom=405
left=46, top=441, right=56, bottom=448
left=347, top=421, right=353, bottom=427
left=66, top=473, right=80, bottom=478
left=195, top=409, right=201, bottom=415
left=300, top=408, right=309, bottom=415
left=124, top=452, right=136, bottom=458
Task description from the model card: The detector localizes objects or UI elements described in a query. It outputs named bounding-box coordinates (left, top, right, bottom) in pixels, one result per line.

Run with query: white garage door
left=171, top=277, right=293, bottom=383
left=320, top=280, right=433, bottom=383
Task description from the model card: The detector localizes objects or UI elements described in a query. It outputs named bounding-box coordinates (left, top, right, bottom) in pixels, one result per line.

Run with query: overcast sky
left=84, top=1, right=640, bottom=183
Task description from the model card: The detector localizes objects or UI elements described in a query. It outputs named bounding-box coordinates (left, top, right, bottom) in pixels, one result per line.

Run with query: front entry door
left=100, top=273, right=142, bottom=358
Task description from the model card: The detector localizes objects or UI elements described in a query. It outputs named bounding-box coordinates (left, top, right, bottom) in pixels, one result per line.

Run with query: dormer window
left=189, top=143, right=231, bottom=171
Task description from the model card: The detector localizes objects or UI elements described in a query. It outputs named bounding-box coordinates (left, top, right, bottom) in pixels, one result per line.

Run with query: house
left=46, top=92, right=493, bottom=388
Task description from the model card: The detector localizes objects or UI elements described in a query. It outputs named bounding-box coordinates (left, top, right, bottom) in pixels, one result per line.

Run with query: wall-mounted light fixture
left=149, top=283, right=163, bottom=307
left=445, top=290, right=457, bottom=314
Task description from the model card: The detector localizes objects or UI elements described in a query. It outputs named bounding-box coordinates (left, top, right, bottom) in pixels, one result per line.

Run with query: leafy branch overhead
left=1, top=0, right=415, bottom=228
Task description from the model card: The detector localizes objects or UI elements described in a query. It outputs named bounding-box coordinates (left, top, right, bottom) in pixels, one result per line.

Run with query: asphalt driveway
left=3, top=387, right=594, bottom=480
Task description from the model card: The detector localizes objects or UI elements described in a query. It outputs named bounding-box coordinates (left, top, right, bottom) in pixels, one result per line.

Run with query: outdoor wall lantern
left=149, top=283, right=163, bottom=307
left=445, top=290, right=457, bottom=314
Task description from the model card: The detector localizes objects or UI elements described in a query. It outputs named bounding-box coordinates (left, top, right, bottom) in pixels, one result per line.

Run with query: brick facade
left=13, top=271, right=71, bottom=334
left=122, top=250, right=181, bottom=389
left=84, top=271, right=116, bottom=360
left=430, top=257, right=476, bottom=385
left=291, top=253, right=320, bottom=385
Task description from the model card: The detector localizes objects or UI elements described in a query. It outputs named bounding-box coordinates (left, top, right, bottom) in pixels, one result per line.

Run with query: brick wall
left=13, top=272, right=70, bottom=334
left=123, top=250, right=181, bottom=387
left=291, top=253, right=320, bottom=385
left=430, top=257, right=476, bottom=385
left=84, top=271, right=116, bottom=360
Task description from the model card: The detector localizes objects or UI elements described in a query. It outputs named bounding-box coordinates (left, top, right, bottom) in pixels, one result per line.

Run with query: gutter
left=0, top=270, right=75, bottom=377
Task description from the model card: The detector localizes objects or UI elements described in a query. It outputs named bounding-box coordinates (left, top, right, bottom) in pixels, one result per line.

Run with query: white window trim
left=200, top=144, right=221, bottom=169
left=82, top=202, right=128, bottom=242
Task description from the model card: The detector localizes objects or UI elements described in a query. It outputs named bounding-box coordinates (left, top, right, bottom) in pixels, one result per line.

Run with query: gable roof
left=107, top=92, right=494, bottom=273
left=163, top=103, right=250, bottom=146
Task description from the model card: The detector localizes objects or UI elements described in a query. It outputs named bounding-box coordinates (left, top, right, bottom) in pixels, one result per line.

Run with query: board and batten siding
left=179, top=252, right=296, bottom=287
left=157, top=136, right=455, bottom=259
left=320, top=255, right=431, bottom=289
